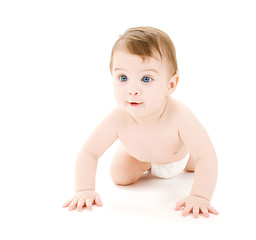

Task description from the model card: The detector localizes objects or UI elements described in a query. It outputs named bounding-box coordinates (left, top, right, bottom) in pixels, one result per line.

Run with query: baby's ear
left=168, top=74, right=179, bottom=93
left=173, top=73, right=179, bottom=86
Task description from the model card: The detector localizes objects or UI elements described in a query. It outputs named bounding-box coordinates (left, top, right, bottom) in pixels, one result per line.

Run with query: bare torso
left=117, top=98, right=189, bottom=164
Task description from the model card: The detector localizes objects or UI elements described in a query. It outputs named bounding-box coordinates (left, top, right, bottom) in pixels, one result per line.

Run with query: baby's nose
left=128, top=87, right=140, bottom=95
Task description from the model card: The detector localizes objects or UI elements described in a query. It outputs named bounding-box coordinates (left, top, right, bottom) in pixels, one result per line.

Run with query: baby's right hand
left=62, top=190, right=103, bottom=211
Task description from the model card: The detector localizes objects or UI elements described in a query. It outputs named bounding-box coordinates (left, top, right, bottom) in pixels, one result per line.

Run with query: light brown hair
left=110, top=26, right=178, bottom=75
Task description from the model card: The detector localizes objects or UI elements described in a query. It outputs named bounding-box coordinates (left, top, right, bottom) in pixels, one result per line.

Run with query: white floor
left=2, top=142, right=255, bottom=240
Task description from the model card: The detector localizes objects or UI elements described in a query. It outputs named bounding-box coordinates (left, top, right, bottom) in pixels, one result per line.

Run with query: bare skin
left=63, top=50, right=218, bottom=218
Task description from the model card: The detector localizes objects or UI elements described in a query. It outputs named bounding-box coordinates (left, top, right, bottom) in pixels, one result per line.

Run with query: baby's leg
left=110, top=146, right=151, bottom=186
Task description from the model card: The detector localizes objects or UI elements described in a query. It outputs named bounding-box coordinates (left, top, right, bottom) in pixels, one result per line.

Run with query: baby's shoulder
left=169, top=99, right=202, bottom=134
left=168, top=98, right=196, bottom=124
left=107, top=107, right=128, bottom=125
left=169, top=98, right=193, bottom=116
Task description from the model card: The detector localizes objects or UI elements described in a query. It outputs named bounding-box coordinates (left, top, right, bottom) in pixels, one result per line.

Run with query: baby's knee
left=110, top=169, right=138, bottom=186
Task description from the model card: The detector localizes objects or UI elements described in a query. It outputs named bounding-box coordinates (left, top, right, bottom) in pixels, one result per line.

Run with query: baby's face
left=112, top=50, right=173, bottom=119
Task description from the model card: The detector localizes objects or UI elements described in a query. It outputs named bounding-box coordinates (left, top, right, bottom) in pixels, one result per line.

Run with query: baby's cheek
left=113, top=90, right=122, bottom=102
left=148, top=94, right=165, bottom=106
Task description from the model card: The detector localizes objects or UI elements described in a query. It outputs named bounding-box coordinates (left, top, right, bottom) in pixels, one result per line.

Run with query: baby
left=63, top=27, right=219, bottom=218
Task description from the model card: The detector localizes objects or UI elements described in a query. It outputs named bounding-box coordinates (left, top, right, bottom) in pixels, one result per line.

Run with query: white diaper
left=150, top=153, right=190, bottom=179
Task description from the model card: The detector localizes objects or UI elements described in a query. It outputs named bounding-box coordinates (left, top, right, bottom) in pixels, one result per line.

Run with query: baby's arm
left=75, top=109, right=120, bottom=192
left=175, top=105, right=218, bottom=217
left=63, top=108, right=121, bottom=211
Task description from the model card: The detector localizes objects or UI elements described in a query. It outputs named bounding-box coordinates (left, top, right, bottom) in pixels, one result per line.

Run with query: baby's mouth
left=128, top=101, right=143, bottom=106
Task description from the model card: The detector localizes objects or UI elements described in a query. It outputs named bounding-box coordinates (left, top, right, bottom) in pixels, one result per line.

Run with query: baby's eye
left=119, top=75, right=128, bottom=82
left=141, top=76, right=152, bottom=83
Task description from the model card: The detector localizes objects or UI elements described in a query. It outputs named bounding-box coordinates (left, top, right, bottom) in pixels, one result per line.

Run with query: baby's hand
left=175, top=195, right=219, bottom=218
left=62, top=190, right=103, bottom=211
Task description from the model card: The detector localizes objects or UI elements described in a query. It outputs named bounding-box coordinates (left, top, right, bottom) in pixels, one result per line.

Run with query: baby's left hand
left=175, top=195, right=219, bottom=218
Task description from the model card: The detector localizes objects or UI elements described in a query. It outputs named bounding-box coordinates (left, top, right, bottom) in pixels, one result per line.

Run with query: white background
left=1, top=0, right=255, bottom=239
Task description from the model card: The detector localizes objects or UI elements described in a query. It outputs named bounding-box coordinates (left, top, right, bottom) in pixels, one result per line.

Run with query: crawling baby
left=63, top=26, right=219, bottom=218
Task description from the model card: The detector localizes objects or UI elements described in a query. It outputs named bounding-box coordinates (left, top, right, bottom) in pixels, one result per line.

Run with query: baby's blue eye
left=119, top=75, right=128, bottom=82
left=142, top=76, right=152, bottom=83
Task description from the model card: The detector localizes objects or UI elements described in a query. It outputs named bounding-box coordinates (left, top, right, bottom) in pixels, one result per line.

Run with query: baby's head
left=110, top=26, right=178, bottom=76
left=110, top=27, right=179, bottom=120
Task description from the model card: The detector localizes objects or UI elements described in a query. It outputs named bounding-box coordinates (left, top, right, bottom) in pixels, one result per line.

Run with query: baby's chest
left=119, top=127, right=183, bottom=163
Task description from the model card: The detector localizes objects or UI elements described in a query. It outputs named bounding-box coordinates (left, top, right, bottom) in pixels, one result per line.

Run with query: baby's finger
left=175, top=200, right=185, bottom=211
left=77, top=199, right=85, bottom=211
left=95, top=194, right=103, bottom=206
left=68, top=199, right=78, bottom=211
left=208, top=206, right=219, bottom=215
left=62, top=200, right=72, bottom=208
left=86, top=199, right=93, bottom=211
left=182, top=205, right=192, bottom=217
left=201, top=206, right=210, bottom=218
left=193, top=207, right=199, bottom=218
